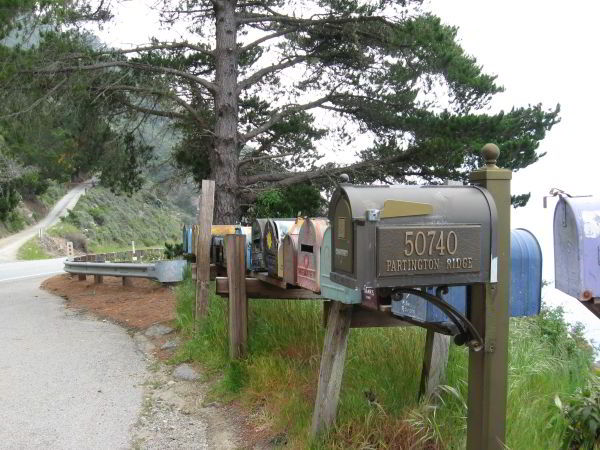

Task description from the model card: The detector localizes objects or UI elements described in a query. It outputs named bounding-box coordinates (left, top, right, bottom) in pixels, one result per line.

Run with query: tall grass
left=174, top=272, right=595, bottom=449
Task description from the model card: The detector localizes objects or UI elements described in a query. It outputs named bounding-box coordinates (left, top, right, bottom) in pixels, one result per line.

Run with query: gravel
left=173, top=364, right=201, bottom=381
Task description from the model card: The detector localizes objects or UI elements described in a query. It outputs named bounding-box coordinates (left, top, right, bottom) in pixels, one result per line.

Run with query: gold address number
left=403, top=230, right=458, bottom=257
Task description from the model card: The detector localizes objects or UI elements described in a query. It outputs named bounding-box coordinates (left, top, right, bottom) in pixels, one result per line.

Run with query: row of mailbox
left=183, top=184, right=543, bottom=328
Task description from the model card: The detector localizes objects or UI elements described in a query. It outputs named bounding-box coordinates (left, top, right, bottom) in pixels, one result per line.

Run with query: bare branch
left=120, top=100, right=188, bottom=121
left=31, top=61, right=217, bottom=94
left=240, top=96, right=332, bottom=142
left=95, top=84, right=209, bottom=127
left=0, top=78, right=67, bottom=120
left=238, top=151, right=296, bottom=167
left=238, top=27, right=298, bottom=53
left=237, top=55, right=305, bottom=92
left=101, top=42, right=214, bottom=57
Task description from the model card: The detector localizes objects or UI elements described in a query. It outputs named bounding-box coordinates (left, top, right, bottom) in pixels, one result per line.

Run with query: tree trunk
left=211, top=0, right=239, bottom=224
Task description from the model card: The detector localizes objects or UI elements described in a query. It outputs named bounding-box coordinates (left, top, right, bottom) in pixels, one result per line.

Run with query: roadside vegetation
left=0, top=180, right=68, bottom=238
left=16, top=236, right=50, bottom=260
left=173, top=270, right=597, bottom=448
left=47, top=186, right=190, bottom=254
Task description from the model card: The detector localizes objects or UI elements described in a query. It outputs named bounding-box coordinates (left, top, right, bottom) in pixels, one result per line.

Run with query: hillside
left=18, top=186, right=193, bottom=259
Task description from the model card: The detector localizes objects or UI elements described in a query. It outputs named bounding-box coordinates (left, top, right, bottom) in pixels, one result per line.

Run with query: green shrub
left=556, top=378, right=600, bottom=449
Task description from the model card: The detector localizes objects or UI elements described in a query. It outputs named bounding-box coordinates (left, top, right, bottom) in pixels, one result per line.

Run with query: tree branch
left=237, top=55, right=305, bottom=92
left=100, top=42, right=214, bottom=57
left=95, top=84, right=208, bottom=127
left=120, top=100, right=188, bottom=121
left=31, top=61, right=217, bottom=94
left=238, top=151, right=296, bottom=167
left=238, top=27, right=298, bottom=53
left=240, top=96, right=332, bottom=143
left=0, top=78, right=67, bottom=120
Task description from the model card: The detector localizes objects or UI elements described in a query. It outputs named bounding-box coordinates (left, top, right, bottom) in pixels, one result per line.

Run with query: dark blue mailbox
left=389, top=228, right=541, bottom=327
left=554, top=196, right=600, bottom=301
left=511, top=228, right=542, bottom=317
left=182, top=225, right=188, bottom=254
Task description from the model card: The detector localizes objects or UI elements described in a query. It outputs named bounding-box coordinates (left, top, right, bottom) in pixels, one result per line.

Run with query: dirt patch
left=42, top=274, right=175, bottom=330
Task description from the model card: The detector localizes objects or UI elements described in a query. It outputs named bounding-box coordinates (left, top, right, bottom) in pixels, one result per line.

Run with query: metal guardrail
left=64, top=260, right=187, bottom=283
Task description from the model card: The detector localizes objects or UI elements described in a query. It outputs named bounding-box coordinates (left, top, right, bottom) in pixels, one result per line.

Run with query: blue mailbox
left=554, top=195, right=600, bottom=301
left=511, top=228, right=542, bottom=316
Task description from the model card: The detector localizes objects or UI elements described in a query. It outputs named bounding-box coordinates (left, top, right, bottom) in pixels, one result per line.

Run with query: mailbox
left=211, top=226, right=252, bottom=270
left=554, top=196, right=600, bottom=301
left=251, top=219, right=268, bottom=271
left=282, top=219, right=305, bottom=285
left=297, top=218, right=329, bottom=292
left=182, top=225, right=188, bottom=254
left=329, top=184, right=497, bottom=292
left=263, top=218, right=297, bottom=278
left=511, top=228, right=542, bottom=317
left=320, top=226, right=361, bottom=303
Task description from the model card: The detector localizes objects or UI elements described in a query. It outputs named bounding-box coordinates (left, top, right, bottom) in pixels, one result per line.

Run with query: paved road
left=0, top=262, right=148, bottom=449
left=0, top=181, right=91, bottom=262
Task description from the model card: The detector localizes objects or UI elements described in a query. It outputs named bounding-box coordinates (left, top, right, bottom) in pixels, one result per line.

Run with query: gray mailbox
left=251, top=219, right=268, bottom=272
left=554, top=195, right=600, bottom=301
left=329, top=184, right=497, bottom=292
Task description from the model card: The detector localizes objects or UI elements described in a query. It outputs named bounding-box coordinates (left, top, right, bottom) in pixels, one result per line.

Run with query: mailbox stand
left=467, top=144, right=511, bottom=449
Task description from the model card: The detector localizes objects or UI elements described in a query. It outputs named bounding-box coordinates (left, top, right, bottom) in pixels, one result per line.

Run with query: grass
left=47, top=186, right=191, bottom=253
left=16, top=237, right=51, bottom=260
left=173, top=270, right=596, bottom=449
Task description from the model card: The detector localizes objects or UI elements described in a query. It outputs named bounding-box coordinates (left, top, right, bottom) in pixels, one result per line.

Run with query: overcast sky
left=95, top=0, right=600, bottom=347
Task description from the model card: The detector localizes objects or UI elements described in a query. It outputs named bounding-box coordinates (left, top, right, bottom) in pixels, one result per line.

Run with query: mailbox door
left=333, top=196, right=354, bottom=275
left=511, top=228, right=542, bottom=316
left=298, top=219, right=329, bottom=292
left=283, top=234, right=299, bottom=285
left=320, top=227, right=361, bottom=303
left=554, top=196, right=600, bottom=300
left=251, top=219, right=267, bottom=271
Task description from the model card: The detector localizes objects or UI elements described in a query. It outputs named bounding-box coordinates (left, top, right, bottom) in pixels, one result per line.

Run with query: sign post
left=467, top=143, right=511, bottom=449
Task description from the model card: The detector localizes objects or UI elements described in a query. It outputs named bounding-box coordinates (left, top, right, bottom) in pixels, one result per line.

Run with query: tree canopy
left=2, top=0, right=560, bottom=223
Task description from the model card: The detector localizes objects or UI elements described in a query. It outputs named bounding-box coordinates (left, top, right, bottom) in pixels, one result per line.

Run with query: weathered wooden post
left=225, top=234, right=248, bottom=359
left=311, top=301, right=352, bottom=436
left=419, top=330, right=451, bottom=399
left=195, top=180, right=215, bottom=325
left=466, top=143, right=511, bottom=449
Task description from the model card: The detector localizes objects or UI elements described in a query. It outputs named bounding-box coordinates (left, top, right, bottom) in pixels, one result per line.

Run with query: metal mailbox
left=554, top=196, right=600, bottom=301
left=511, top=228, right=542, bottom=317
left=297, top=218, right=329, bottom=292
left=212, top=226, right=252, bottom=271
left=320, top=226, right=361, bottom=303
left=263, top=218, right=296, bottom=278
left=329, top=184, right=497, bottom=292
left=282, top=219, right=305, bottom=285
left=251, top=219, right=268, bottom=272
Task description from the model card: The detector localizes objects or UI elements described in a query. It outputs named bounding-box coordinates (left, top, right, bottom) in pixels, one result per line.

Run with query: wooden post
left=311, top=301, right=352, bottom=437
left=122, top=277, right=133, bottom=287
left=195, top=181, right=215, bottom=325
left=226, top=234, right=248, bottom=359
left=93, top=254, right=103, bottom=284
left=467, top=144, right=511, bottom=449
left=419, top=330, right=451, bottom=399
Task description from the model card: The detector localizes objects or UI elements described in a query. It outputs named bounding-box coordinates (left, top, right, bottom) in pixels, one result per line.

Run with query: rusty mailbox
left=263, top=218, right=296, bottom=278
left=554, top=195, right=600, bottom=301
left=297, top=218, right=330, bottom=292
left=251, top=219, right=268, bottom=272
left=282, top=219, right=305, bottom=285
left=329, top=184, right=497, bottom=294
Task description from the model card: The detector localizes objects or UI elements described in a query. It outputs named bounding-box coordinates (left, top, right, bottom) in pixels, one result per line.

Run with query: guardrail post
left=122, top=277, right=133, bottom=287
left=92, top=255, right=103, bottom=284
left=226, top=234, right=248, bottom=359
left=195, top=180, right=215, bottom=325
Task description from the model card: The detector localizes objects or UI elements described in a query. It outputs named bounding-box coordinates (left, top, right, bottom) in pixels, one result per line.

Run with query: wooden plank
left=419, top=330, right=451, bottom=400
left=254, top=272, right=289, bottom=289
left=215, top=277, right=322, bottom=299
left=226, top=235, right=248, bottom=359
left=192, top=264, right=216, bottom=281
left=322, top=302, right=412, bottom=328
left=195, top=180, right=215, bottom=322
left=311, top=301, right=352, bottom=437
